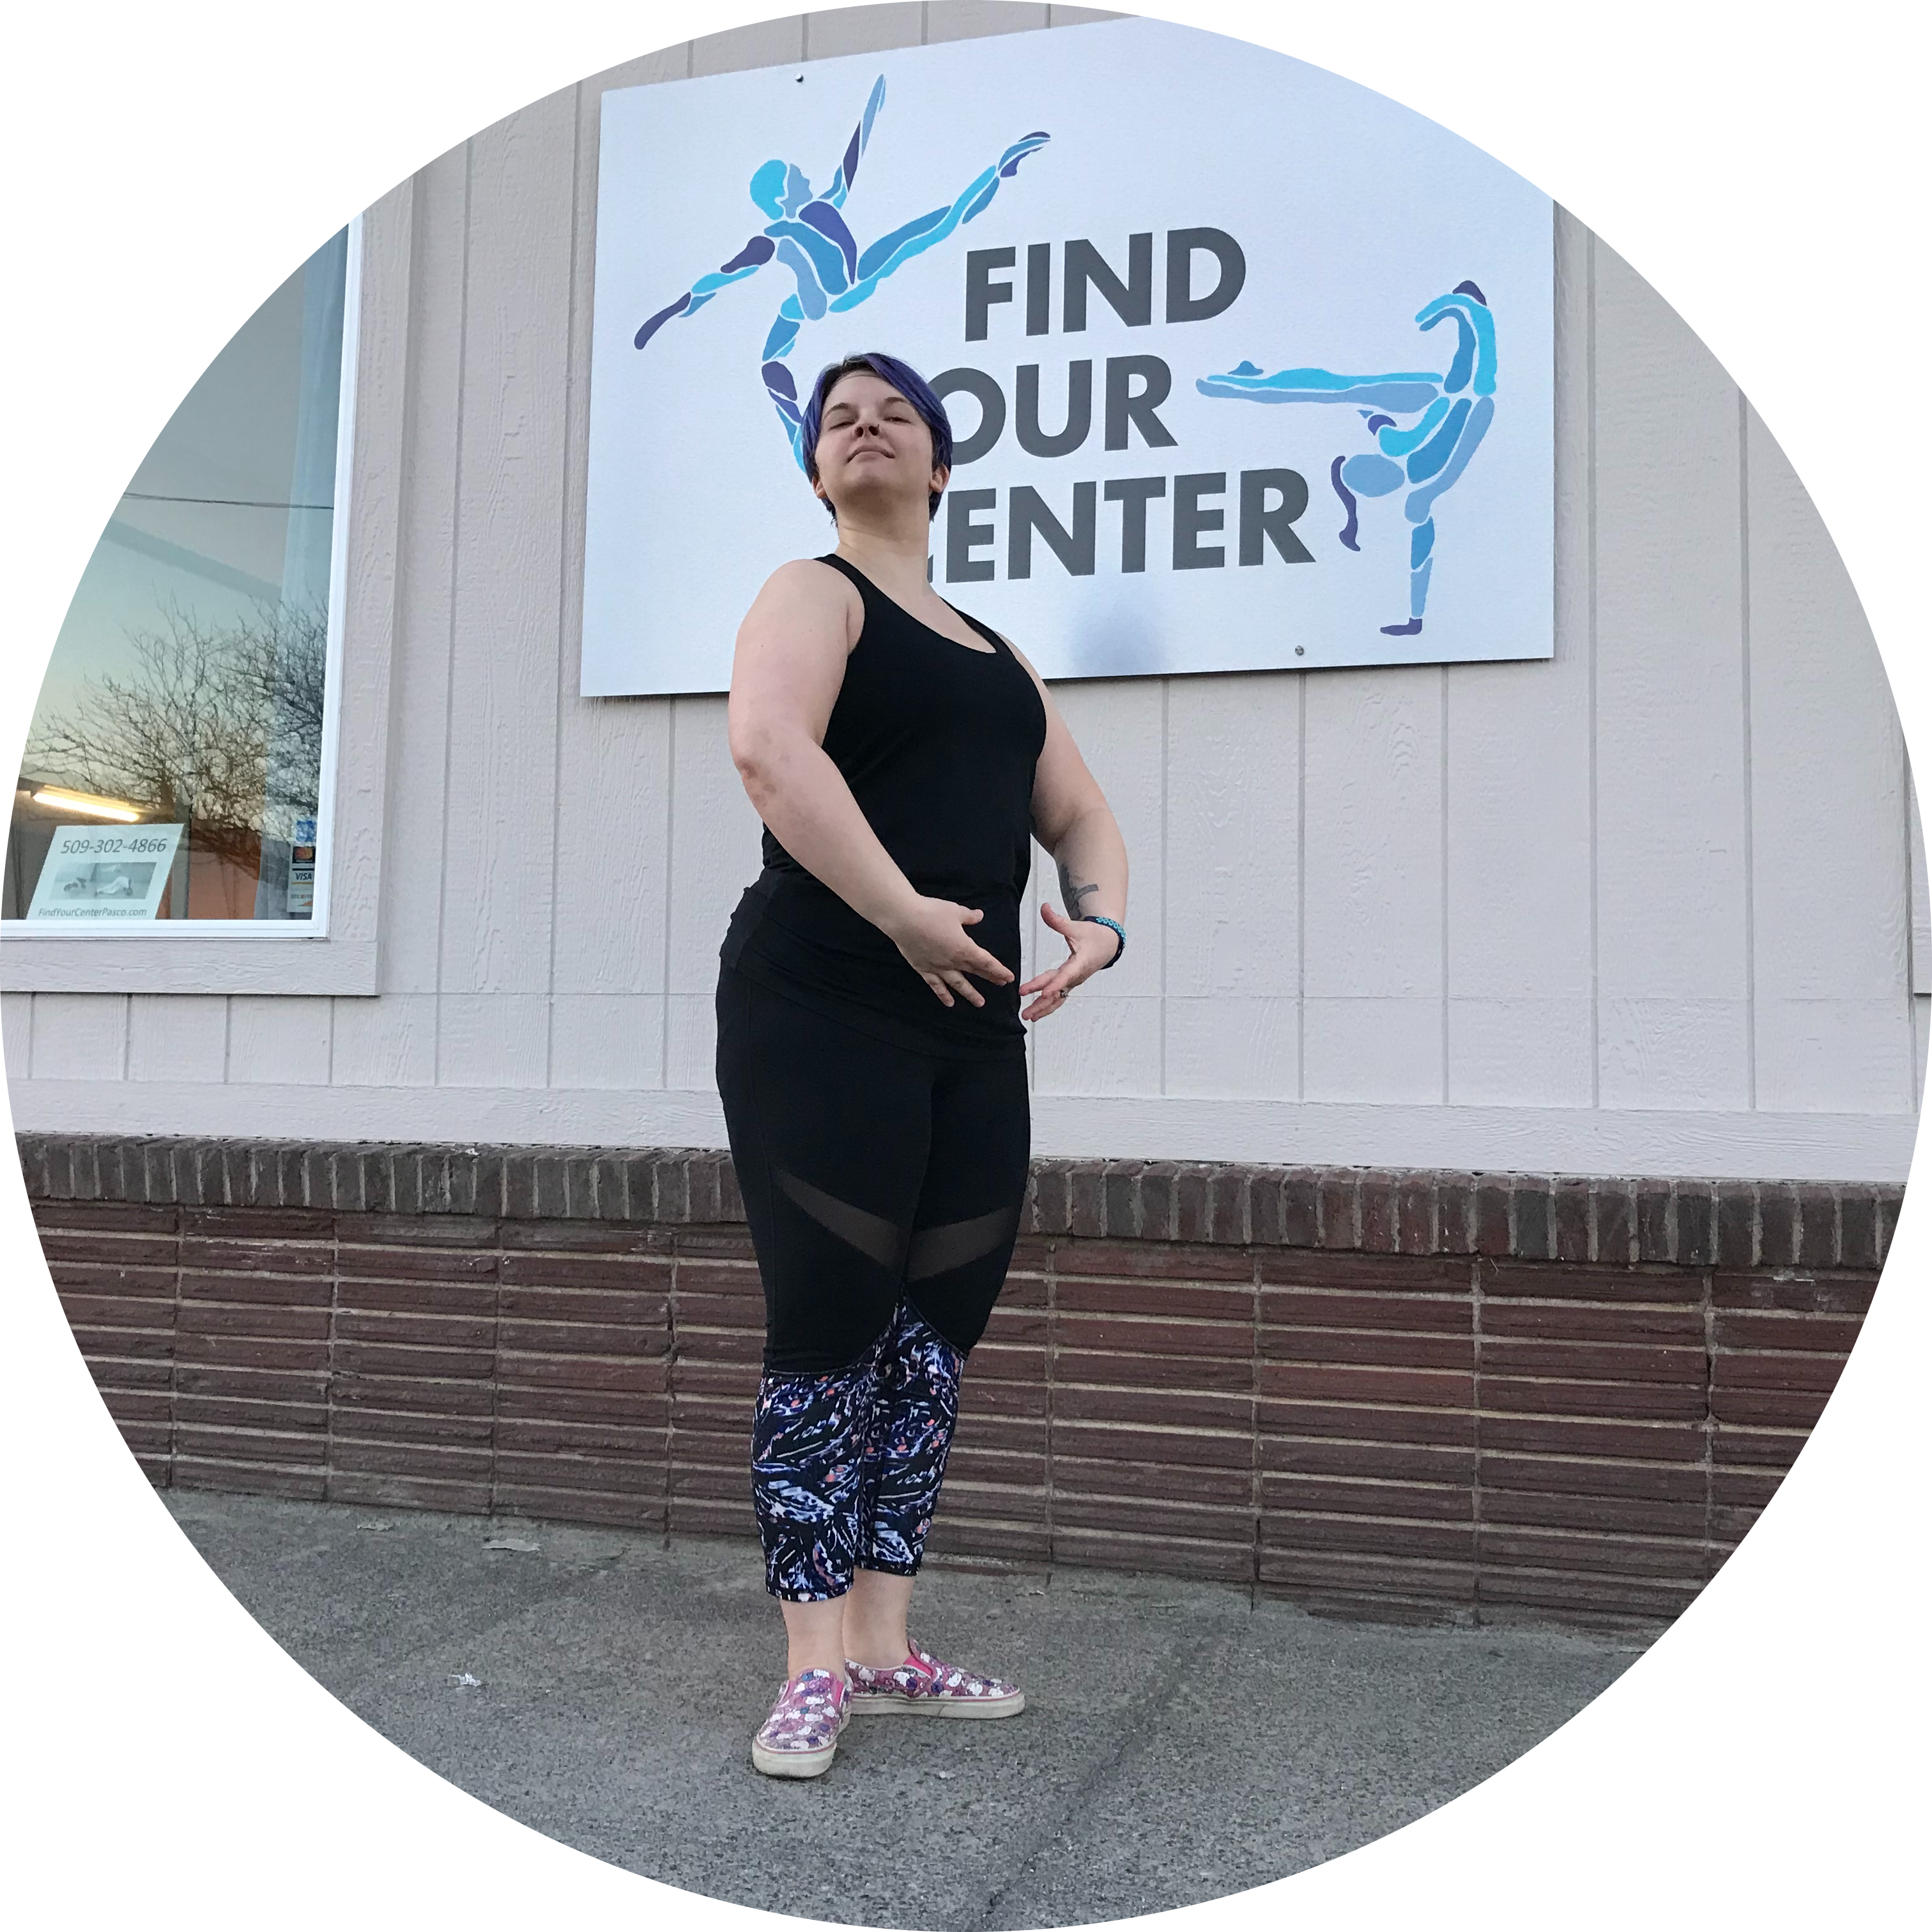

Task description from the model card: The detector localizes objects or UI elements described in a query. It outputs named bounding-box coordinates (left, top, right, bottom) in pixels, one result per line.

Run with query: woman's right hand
left=882, top=896, right=1015, bottom=1008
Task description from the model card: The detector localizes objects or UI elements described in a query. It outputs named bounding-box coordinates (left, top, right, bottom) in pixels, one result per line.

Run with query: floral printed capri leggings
left=714, top=962, right=1031, bottom=1602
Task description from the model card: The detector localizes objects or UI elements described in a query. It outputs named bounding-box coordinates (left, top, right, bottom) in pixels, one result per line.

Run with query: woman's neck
left=832, top=513, right=937, bottom=609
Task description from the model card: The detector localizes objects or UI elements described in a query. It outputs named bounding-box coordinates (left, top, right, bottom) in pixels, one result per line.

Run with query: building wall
left=3, top=3, right=1922, bottom=1181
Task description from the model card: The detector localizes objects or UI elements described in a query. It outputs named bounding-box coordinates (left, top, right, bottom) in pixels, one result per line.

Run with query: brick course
left=20, top=1133, right=1895, bottom=1630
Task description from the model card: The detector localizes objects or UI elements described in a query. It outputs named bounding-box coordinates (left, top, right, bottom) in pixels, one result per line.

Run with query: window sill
left=0, top=933, right=378, bottom=995
left=5, top=922, right=327, bottom=938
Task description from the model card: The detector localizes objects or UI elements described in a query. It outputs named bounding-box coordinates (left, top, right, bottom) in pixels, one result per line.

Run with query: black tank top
left=719, top=552, right=1048, bottom=1059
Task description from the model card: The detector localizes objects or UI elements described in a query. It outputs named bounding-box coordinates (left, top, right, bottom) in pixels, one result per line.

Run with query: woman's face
left=811, top=371, right=947, bottom=522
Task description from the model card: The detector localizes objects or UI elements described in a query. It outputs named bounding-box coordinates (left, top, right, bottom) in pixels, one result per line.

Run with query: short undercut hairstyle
left=801, top=351, right=954, bottom=521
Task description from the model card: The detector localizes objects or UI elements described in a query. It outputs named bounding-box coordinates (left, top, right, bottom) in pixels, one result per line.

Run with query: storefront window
left=5, top=227, right=351, bottom=928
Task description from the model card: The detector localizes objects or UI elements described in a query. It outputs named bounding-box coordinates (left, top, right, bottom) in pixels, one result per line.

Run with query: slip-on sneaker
left=751, top=1667, right=851, bottom=1777
left=844, top=1643, right=1025, bottom=1718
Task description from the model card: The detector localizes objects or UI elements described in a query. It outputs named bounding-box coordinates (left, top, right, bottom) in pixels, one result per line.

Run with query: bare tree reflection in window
left=24, top=597, right=325, bottom=919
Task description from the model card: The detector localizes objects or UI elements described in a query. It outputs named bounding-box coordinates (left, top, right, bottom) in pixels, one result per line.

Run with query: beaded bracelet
left=1079, top=914, right=1126, bottom=969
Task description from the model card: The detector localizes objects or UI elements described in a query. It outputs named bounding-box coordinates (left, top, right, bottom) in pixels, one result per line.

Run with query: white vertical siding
left=545, top=40, right=693, bottom=1106
left=930, top=2, right=1052, bottom=39
left=1443, top=210, right=1595, bottom=1109
left=28, top=995, right=128, bottom=1082
left=1745, top=402, right=1913, bottom=1112
left=330, top=993, right=436, bottom=1089
left=2, top=992, right=33, bottom=1082
left=1301, top=668, right=1445, bottom=1103
left=227, top=997, right=331, bottom=1087
left=691, top=15, right=805, bottom=74
left=126, top=996, right=228, bottom=1084
left=437, top=992, right=548, bottom=1089
left=554, top=54, right=678, bottom=1025
left=374, top=146, right=468, bottom=1017
left=1592, top=237, right=1752, bottom=1111
left=1908, top=771, right=1929, bottom=1107
left=6, top=4, right=1915, bottom=1181
left=807, top=5, right=926, bottom=58
left=1163, top=671, right=1303, bottom=1100
left=439, top=92, right=578, bottom=1015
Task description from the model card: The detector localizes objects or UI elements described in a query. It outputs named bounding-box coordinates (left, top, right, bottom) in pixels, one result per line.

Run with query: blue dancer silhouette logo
left=634, top=76, right=1049, bottom=471
left=1197, top=282, right=1496, bottom=636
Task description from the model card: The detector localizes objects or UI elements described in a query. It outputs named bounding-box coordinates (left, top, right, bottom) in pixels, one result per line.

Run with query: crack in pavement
left=964, top=1611, right=1246, bottom=1932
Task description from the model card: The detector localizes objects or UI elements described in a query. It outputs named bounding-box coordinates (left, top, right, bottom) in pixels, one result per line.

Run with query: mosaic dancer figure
left=1198, top=280, right=1496, bottom=635
left=634, top=77, right=1049, bottom=468
left=716, top=351, right=1130, bottom=1777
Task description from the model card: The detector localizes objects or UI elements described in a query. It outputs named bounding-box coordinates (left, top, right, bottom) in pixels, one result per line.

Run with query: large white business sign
left=581, top=17, right=1552, bottom=694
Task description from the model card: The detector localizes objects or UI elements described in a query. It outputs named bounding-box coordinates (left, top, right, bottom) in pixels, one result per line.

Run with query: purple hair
left=800, top=351, right=954, bottom=521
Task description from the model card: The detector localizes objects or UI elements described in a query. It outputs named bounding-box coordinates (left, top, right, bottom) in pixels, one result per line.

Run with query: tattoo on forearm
left=1057, top=861, right=1100, bottom=915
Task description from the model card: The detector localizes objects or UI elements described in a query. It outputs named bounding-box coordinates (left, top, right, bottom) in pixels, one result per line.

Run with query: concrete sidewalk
left=164, top=1492, right=1647, bottom=1928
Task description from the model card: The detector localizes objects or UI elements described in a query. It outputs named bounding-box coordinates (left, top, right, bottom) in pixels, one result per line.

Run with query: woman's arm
left=1047, top=807, right=1130, bottom=934
left=728, top=560, right=919, bottom=935
left=999, top=638, right=1130, bottom=1015
left=727, top=561, right=1015, bottom=1008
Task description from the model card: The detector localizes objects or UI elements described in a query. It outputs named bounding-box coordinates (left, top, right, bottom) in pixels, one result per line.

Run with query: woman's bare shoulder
left=736, top=556, right=864, bottom=677
left=761, top=555, right=839, bottom=587
left=746, top=556, right=859, bottom=631
left=993, top=631, right=1051, bottom=700
left=754, top=555, right=852, bottom=601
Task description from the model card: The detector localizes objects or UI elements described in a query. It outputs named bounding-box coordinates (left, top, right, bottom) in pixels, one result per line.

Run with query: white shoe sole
left=751, top=1735, right=841, bottom=1777
left=847, top=1689, right=1026, bottom=1719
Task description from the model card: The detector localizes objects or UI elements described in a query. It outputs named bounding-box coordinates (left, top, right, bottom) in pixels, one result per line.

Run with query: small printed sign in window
left=23, top=823, right=185, bottom=923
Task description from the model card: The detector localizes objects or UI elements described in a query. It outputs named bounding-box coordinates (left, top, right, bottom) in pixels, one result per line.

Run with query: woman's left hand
left=1017, top=901, right=1121, bottom=1021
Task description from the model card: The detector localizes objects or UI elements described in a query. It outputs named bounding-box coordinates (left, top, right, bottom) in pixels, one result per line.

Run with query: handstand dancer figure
left=635, top=75, right=1049, bottom=469
left=1198, top=281, right=1496, bottom=635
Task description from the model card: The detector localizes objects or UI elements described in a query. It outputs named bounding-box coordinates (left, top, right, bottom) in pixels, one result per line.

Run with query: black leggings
left=714, top=962, right=1032, bottom=1375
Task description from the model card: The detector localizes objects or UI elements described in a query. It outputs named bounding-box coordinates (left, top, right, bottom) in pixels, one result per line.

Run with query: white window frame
left=0, top=193, right=408, bottom=997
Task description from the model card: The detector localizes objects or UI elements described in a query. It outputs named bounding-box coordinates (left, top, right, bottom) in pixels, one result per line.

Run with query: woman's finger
left=1037, top=902, right=1115, bottom=963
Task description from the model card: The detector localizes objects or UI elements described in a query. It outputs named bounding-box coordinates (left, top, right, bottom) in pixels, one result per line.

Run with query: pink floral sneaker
left=751, top=1668, right=852, bottom=1778
left=844, top=1643, right=1025, bottom=1719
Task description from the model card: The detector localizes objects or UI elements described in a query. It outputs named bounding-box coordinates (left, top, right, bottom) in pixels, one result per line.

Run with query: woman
left=715, top=350, right=1130, bottom=1779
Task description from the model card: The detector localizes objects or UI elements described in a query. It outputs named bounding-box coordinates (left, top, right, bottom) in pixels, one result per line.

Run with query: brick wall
left=20, top=1135, right=1889, bottom=1629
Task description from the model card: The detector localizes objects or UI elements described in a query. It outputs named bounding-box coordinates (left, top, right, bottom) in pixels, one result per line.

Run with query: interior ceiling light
left=29, top=786, right=144, bottom=824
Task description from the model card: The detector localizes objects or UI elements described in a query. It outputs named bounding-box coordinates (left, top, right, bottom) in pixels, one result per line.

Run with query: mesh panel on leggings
left=905, top=1202, right=1019, bottom=1282
left=773, top=1165, right=910, bottom=1273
